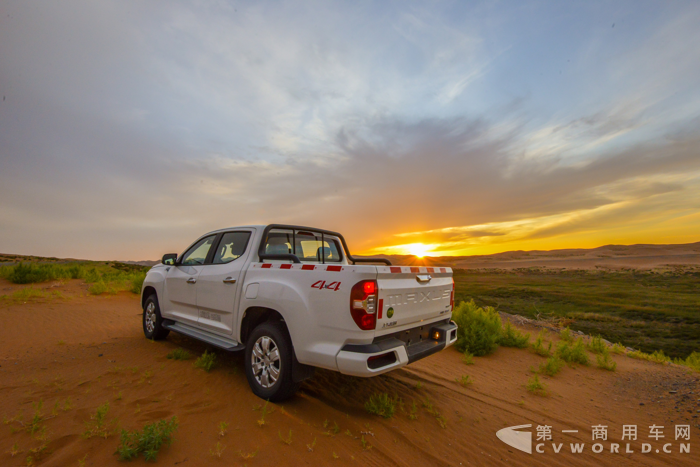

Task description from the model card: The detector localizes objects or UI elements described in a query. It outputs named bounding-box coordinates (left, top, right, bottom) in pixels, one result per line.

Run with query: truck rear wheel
left=142, top=294, right=170, bottom=341
left=244, top=322, right=300, bottom=401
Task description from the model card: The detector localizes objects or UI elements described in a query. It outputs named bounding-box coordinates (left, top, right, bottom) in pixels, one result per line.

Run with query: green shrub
left=556, top=338, right=589, bottom=366
left=526, top=375, right=546, bottom=395
left=649, top=350, right=670, bottom=364
left=167, top=348, right=192, bottom=361
left=587, top=335, right=607, bottom=354
left=531, top=330, right=552, bottom=357
left=117, top=416, right=179, bottom=461
left=364, top=393, right=397, bottom=419
left=130, top=273, right=146, bottom=295
left=452, top=300, right=502, bottom=356
left=194, top=350, right=217, bottom=372
left=596, top=352, right=617, bottom=371
left=681, top=352, right=700, bottom=372
left=538, top=356, right=564, bottom=376
left=559, top=327, right=574, bottom=343
left=498, top=321, right=530, bottom=348
left=610, top=343, right=626, bottom=355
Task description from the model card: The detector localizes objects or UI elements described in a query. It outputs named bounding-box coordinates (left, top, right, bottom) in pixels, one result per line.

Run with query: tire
left=142, top=294, right=170, bottom=341
left=244, top=322, right=300, bottom=401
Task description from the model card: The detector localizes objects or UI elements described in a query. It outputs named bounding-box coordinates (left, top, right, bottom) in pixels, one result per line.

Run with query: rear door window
left=212, top=231, right=251, bottom=264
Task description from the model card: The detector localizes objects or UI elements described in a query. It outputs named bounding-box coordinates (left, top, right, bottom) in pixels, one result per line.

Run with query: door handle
left=187, top=278, right=196, bottom=284
left=223, top=277, right=237, bottom=284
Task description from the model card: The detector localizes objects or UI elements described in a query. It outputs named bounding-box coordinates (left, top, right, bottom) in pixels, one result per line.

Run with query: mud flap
left=291, top=353, right=315, bottom=383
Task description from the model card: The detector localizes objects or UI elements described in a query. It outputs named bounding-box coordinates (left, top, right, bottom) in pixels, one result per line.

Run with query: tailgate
left=375, top=266, right=453, bottom=335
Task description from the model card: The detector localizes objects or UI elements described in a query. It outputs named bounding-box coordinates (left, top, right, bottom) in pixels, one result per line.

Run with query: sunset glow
left=1, top=2, right=699, bottom=260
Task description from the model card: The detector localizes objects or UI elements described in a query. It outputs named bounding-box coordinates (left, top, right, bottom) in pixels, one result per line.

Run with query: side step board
left=162, top=320, right=245, bottom=352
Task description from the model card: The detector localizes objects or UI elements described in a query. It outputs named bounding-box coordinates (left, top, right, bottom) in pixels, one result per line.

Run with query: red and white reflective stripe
left=385, top=266, right=450, bottom=274
left=255, top=263, right=344, bottom=272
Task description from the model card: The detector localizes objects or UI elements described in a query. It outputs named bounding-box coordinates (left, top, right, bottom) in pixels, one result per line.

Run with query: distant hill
left=356, top=241, right=700, bottom=270
left=4, top=241, right=700, bottom=270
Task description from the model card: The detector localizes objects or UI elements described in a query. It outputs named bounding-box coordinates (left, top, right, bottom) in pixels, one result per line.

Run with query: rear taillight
left=350, top=280, right=378, bottom=330
left=450, top=279, right=455, bottom=310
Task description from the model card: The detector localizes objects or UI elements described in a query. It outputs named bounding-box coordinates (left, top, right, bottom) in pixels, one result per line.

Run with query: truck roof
left=202, top=224, right=341, bottom=237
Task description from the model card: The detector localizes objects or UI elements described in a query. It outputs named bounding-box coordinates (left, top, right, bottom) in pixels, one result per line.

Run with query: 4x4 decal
left=311, top=280, right=341, bottom=291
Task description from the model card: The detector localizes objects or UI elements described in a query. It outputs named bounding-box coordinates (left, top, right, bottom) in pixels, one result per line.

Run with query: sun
left=407, top=243, right=430, bottom=258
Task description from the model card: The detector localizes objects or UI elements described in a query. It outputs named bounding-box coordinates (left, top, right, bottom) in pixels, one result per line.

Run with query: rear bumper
left=336, top=321, right=458, bottom=377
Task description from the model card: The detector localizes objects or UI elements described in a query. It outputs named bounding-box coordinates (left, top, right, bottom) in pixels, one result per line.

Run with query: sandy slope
left=0, top=279, right=698, bottom=466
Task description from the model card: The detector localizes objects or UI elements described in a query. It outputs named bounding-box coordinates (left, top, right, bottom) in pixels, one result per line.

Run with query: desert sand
left=1, top=278, right=698, bottom=466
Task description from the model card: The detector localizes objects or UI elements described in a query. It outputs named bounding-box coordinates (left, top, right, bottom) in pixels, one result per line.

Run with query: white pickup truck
left=141, top=224, right=457, bottom=401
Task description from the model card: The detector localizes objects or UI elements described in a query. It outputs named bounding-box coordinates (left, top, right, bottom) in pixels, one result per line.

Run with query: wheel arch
left=141, top=286, right=157, bottom=308
left=239, top=306, right=286, bottom=345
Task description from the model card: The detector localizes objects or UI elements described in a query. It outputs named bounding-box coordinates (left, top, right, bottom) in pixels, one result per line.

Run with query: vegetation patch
left=452, top=300, right=502, bottom=356
left=194, top=350, right=217, bottom=372
left=453, top=268, right=700, bottom=358
left=455, top=375, right=473, bottom=387
left=538, top=356, right=565, bottom=376
left=117, top=416, right=179, bottom=462
left=364, top=393, right=398, bottom=419
left=498, top=321, right=530, bottom=348
left=586, top=335, right=608, bottom=354
left=0, top=262, right=148, bottom=296
left=526, top=375, right=547, bottom=395
left=166, top=348, right=192, bottom=361
left=596, top=352, right=617, bottom=371
left=531, top=330, right=552, bottom=357
left=556, top=338, right=590, bottom=366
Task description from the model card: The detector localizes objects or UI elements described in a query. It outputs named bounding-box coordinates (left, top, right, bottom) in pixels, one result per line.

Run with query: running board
left=162, top=320, right=245, bottom=352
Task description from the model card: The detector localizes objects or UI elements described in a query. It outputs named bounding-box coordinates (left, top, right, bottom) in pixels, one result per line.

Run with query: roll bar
left=257, top=224, right=391, bottom=266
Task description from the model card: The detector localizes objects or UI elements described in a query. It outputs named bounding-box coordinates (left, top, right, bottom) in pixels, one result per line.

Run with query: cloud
left=1, top=1, right=700, bottom=260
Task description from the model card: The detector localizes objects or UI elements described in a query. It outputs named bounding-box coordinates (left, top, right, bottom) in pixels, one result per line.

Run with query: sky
left=1, top=0, right=699, bottom=260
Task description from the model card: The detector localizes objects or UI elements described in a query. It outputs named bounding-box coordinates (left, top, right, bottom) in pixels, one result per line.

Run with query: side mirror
left=162, top=253, right=178, bottom=265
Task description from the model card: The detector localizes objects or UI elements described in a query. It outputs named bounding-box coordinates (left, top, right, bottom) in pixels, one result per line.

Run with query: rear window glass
left=263, top=229, right=342, bottom=263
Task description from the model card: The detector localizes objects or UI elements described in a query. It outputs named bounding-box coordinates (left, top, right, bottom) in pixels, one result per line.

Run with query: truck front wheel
left=244, top=322, right=300, bottom=401
left=142, top=295, right=170, bottom=341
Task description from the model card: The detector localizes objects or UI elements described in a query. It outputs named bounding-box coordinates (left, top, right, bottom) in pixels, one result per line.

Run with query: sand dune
left=0, top=279, right=698, bottom=466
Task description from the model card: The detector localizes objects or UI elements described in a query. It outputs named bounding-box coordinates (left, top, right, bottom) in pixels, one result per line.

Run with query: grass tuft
left=559, top=327, right=574, bottom=343
left=498, top=321, right=530, bottom=348
left=461, top=352, right=474, bottom=365
left=194, top=350, right=217, bottom=372
left=525, top=375, right=547, bottom=395
left=610, top=343, right=626, bottom=355
left=455, top=375, right=474, bottom=387
left=531, top=330, right=552, bottom=357
left=538, top=356, right=565, bottom=376
left=596, top=352, right=617, bottom=371
left=166, top=348, right=192, bottom=361
left=587, top=335, right=608, bottom=354
left=279, top=430, right=293, bottom=445
left=82, top=402, right=110, bottom=439
left=556, top=338, right=590, bottom=366
left=365, top=393, right=397, bottom=419
left=117, top=416, right=179, bottom=462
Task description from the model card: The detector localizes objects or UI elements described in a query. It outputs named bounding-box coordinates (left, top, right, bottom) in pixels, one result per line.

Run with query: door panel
left=196, top=231, right=252, bottom=336
left=161, top=234, right=217, bottom=325
left=163, top=265, right=203, bottom=325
